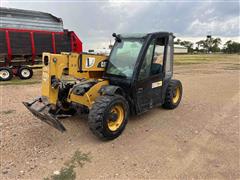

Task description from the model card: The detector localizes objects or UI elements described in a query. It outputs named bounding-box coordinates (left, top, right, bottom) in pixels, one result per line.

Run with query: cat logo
left=100, top=61, right=107, bottom=68
left=86, top=57, right=95, bottom=68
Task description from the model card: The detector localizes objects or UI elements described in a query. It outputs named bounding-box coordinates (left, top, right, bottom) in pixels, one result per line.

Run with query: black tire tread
left=162, top=79, right=183, bottom=109
left=88, top=95, right=129, bottom=140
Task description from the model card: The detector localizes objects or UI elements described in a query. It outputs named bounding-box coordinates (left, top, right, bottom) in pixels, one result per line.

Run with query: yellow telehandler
left=24, top=32, right=183, bottom=140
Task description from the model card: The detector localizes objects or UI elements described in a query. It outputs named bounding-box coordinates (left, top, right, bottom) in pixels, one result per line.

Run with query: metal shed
left=174, top=44, right=188, bottom=54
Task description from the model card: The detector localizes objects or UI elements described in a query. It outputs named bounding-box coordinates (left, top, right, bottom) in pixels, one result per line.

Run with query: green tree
left=223, top=40, right=240, bottom=53
left=212, top=38, right=222, bottom=52
left=174, top=39, right=181, bottom=45
left=195, top=37, right=222, bottom=53
left=196, top=40, right=207, bottom=52
left=180, top=41, right=194, bottom=53
left=196, top=41, right=202, bottom=50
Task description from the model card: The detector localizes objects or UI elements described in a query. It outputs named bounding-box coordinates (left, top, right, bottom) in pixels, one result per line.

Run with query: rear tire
left=88, top=95, right=129, bottom=140
left=162, top=79, right=183, bottom=109
left=18, top=66, right=33, bottom=80
left=0, top=67, right=13, bottom=81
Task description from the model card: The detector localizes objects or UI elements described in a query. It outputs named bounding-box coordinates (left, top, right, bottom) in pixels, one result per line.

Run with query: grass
left=0, top=110, right=16, bottom=114
left=44, top=150, right=91, bottom=180
left=174, top=54, right=240, bottom=65
left=48, top=166, right=76, bottom=180
left=0, top=79, right=41, bottom=86
left=0, top=68, right=42, bottom=85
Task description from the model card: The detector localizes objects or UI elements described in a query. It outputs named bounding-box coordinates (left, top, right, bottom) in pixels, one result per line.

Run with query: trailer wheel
left=18, top=66, right=33, bottom=80
left=0, top=67, right=13, bottom=81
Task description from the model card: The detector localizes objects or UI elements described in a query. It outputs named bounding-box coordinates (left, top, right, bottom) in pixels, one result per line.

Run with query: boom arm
left=41, top=52, right=108, bottom=105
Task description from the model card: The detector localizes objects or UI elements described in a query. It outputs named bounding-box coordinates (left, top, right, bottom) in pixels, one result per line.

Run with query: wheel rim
left=107, top=104, right=124, bottom=131
left=21, top=69, right=30, bottom=78
left=0, top=70, right=10, bottom=79
left=173, top=87, right=180, bottom=104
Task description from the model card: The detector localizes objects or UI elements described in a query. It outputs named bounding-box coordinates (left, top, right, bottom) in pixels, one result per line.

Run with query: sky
left=1, top=0, right=239, bottom=50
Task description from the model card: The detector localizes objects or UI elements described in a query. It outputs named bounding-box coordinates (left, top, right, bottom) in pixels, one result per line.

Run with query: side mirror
left=112, top=33, right=121, bottom=42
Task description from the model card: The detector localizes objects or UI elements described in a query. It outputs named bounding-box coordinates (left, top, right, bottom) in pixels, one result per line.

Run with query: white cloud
left=1, top=1, right=239, bottom=50
left=106, top=0, right=151, bottom=17
left=204, top=8, right=214, bottom=16
left=187, top=16, right=240, bottom=36
left=100, top=1, right=153, bottom=32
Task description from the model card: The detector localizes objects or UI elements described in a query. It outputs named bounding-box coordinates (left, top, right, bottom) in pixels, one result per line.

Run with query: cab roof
left=118, top=32, right=173, bottom=39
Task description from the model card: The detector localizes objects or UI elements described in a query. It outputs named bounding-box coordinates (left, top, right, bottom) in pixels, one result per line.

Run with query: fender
left=99, top=85, right=125, bottom=97
left=99, top=85, right=137, bottom=115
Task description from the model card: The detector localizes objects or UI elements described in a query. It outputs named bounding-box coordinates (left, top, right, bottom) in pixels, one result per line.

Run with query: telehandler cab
left=23, top=32, right=183, bottom=140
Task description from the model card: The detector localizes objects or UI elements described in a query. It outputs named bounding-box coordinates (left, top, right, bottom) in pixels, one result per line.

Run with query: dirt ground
left=0, top=55, right=239, bottom=179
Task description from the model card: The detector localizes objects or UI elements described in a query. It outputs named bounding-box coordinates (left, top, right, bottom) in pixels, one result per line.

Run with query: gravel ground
left=0, top=58, right=239, bottom=179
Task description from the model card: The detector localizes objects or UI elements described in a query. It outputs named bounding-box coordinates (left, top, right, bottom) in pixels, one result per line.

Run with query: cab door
left=135, top=36, right=167, bottom=113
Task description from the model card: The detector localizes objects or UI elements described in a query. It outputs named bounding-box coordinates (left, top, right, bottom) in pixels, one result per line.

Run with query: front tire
left=162, top=79, right=183, bottom=109
left=88, top=95, right=129, bottom=140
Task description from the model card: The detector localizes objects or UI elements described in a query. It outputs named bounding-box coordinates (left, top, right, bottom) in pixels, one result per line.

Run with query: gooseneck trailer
left=0, top=7, right=82, bottom=81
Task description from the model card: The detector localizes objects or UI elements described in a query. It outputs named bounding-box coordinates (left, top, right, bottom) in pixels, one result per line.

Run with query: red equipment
left=0, top=7, right=83, bottom=81
left=0, top=28, right=82, bottom=66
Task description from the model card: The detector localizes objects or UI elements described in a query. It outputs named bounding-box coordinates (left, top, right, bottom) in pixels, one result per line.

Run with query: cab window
left=138, top=40, right=154, bottom=80
left=106, top=39, right=144, bottom=78
left=151, top=38, right=165, bottom=75
left=138, top=37, right=165, bottom=80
